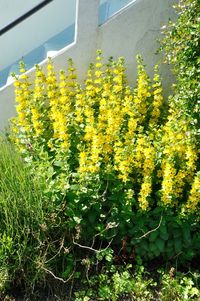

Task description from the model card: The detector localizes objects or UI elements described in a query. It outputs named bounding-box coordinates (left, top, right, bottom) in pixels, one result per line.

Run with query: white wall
left=0, top=0, right=176, bottom=130
left=0, top=0, right=42, bottom=29
left=97, top=0, right=176, bottom=86
left=0, top=0, right=76, bottom=70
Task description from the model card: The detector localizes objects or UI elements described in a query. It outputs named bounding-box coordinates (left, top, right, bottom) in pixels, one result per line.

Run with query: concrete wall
left=0, top=0, right=76, bottom=70
left=97, top=0, right=175, bottom=86
left=0, top=0, right=42, bottom=29
left=0, top=0, right=176, bottom=130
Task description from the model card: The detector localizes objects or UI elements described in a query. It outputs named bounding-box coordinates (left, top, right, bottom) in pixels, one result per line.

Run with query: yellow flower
left=138, top=177, right=152, bottom=210
left=161, top=162, right=176, bottom=205
left=185, top=173, right=200, bottom=212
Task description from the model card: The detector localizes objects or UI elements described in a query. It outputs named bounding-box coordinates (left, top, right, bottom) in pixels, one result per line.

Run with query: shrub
left=9, top=51, right=199, bottom=285
left=161, top=0, right=199, bottom=127
left=160, top=0, right=200, bottom=212
left=2, top=0, right=199, bottom=295
left=10, top=54, right=199, bottom=213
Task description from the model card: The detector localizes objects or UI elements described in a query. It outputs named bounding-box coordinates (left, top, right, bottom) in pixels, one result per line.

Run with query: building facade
left=0, top=0, right=176, bottom=129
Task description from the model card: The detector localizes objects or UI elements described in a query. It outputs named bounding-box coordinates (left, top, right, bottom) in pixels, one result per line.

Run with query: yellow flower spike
left=112, top=57, right=126, bottom=96
left=138, top=177, right=152, bottom=210
left=65, top=59, right=77, bottom=94
left=143, top=144, right=155, bottom=176
left=31, top=107, right=44, bottom=137
left=47, top=60, right=54, bottom=71
left=149, top=65, right=164, bottom=126
left=133, top=57, right=151, bottom=125
left=173, top=170, right=187, bottom=198
left=20, top=74, right=28, bottom=80
left=96, top=49, right=103, bottom=61
left=95, top=70, right=103, bottom=78
left=185, top=172, right=200, bottom=212
left=47, top=59, right=57, bottom=87
left=46, top=60, right=67, bottom=146
left=13, top=80, right=21, bottom=88
left=78, top=150, right=91, bottom=175
left=186, top=144, right=198, bottom=174
left=19, top=61, right=27, bottom=74
left=12, top=67, right=32, bottom=140
left=95, top=62, right=102, bottom=68
left=85, top=65, right=97, bottom=100
left=161, top=161, right=177, bottom=205
left=30, top=65, right=47, bottom=137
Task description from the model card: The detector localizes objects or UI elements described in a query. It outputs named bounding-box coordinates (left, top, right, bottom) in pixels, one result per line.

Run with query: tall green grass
left=0, top=136, right=47, bottom=291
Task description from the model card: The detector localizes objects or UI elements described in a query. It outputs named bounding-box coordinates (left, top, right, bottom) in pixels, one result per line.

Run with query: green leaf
left=174, top=239, right=182, bottom=253
left=140, top=240, right=149, bottom=251
left=173, top=229, right=182, bottom=239
left=88, top=211, right=97, bottom=224
left=54, top=160, right=63, bottom=167
left=159, top=225, right=169, bottom=240
left=149, top=242, right=157, bottom=253
left=182, top=225, right=191, bottom=245
left=153, top=248, right=160, bottom=257
left=66, top=192, right=76, bottom=202
left=70, top=184, right=80, bottom=191
left=105, top=253, right=113, bottom=262
left=149, top=231, right=159, bottom=242
left=155, top=238, right=165, bottom=253
left=159, top=231, right=169, bottom=241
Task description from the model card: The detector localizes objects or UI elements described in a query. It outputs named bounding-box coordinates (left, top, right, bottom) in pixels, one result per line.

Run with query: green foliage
left=4, top=2, right=200, bottom=290
left=7, top=51, right=200, bottom=292
left=129, top=208, right=200, bottom=261
left=74, top=263, right=156, bottom=301
left=161, top=0, right=200, bottom=137
left=74, top=261, right=200, bottom=301
left=158, top=269, right=200, bottom=301
left=0, top=136, right=52, bottom=291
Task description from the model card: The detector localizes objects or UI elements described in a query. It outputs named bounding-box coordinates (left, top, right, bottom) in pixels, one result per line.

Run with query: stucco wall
left=97, top=0, right=176, bottom=89
left=0, top=0, right=76, bottom=70
left=0, top=0, right=42, bottom=29
left=0, top=0, right=176, bottom=130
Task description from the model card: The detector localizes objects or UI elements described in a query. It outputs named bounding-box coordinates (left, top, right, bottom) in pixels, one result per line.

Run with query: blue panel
left=99, top=0, right=134, bottom=25
left=99, top=2, right=109, bottom=25
left=0, top=67, right=10, bottom=88
left=44, top=23, right=75, bottom=51
left=23, top=45, right=46, bottom=67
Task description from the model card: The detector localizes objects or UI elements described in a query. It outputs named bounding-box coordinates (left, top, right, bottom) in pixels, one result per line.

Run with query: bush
left=158, top=0, right=200, bottom=221
left=2, top=0, right=199, bottom=296
left=8, top=51, right=199, bottom=285
left=160, top=0, right=200, bottom=146
left=10, top=53, right=199, bottom=213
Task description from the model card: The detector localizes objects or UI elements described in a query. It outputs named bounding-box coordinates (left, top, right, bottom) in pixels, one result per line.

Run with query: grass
left=0, top=136, right=48, bottom=293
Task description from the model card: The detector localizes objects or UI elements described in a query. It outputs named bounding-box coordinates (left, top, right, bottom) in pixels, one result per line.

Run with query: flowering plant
left=11, top=52, right=199, bottom=214
left=9, top=52, right=199, bottom=272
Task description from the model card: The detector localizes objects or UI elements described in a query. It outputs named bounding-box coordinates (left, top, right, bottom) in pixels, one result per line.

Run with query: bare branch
left=44, top=238, right=65, bottom=264
left=135, top=214, right=163, bottom=240
left=41, top=266, right=74, bottom=283
left=77, top=221, right=118, bottom=250
left=73, top=237, right=113, bottom=253
left=99, top=180, right=109, bottom=199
